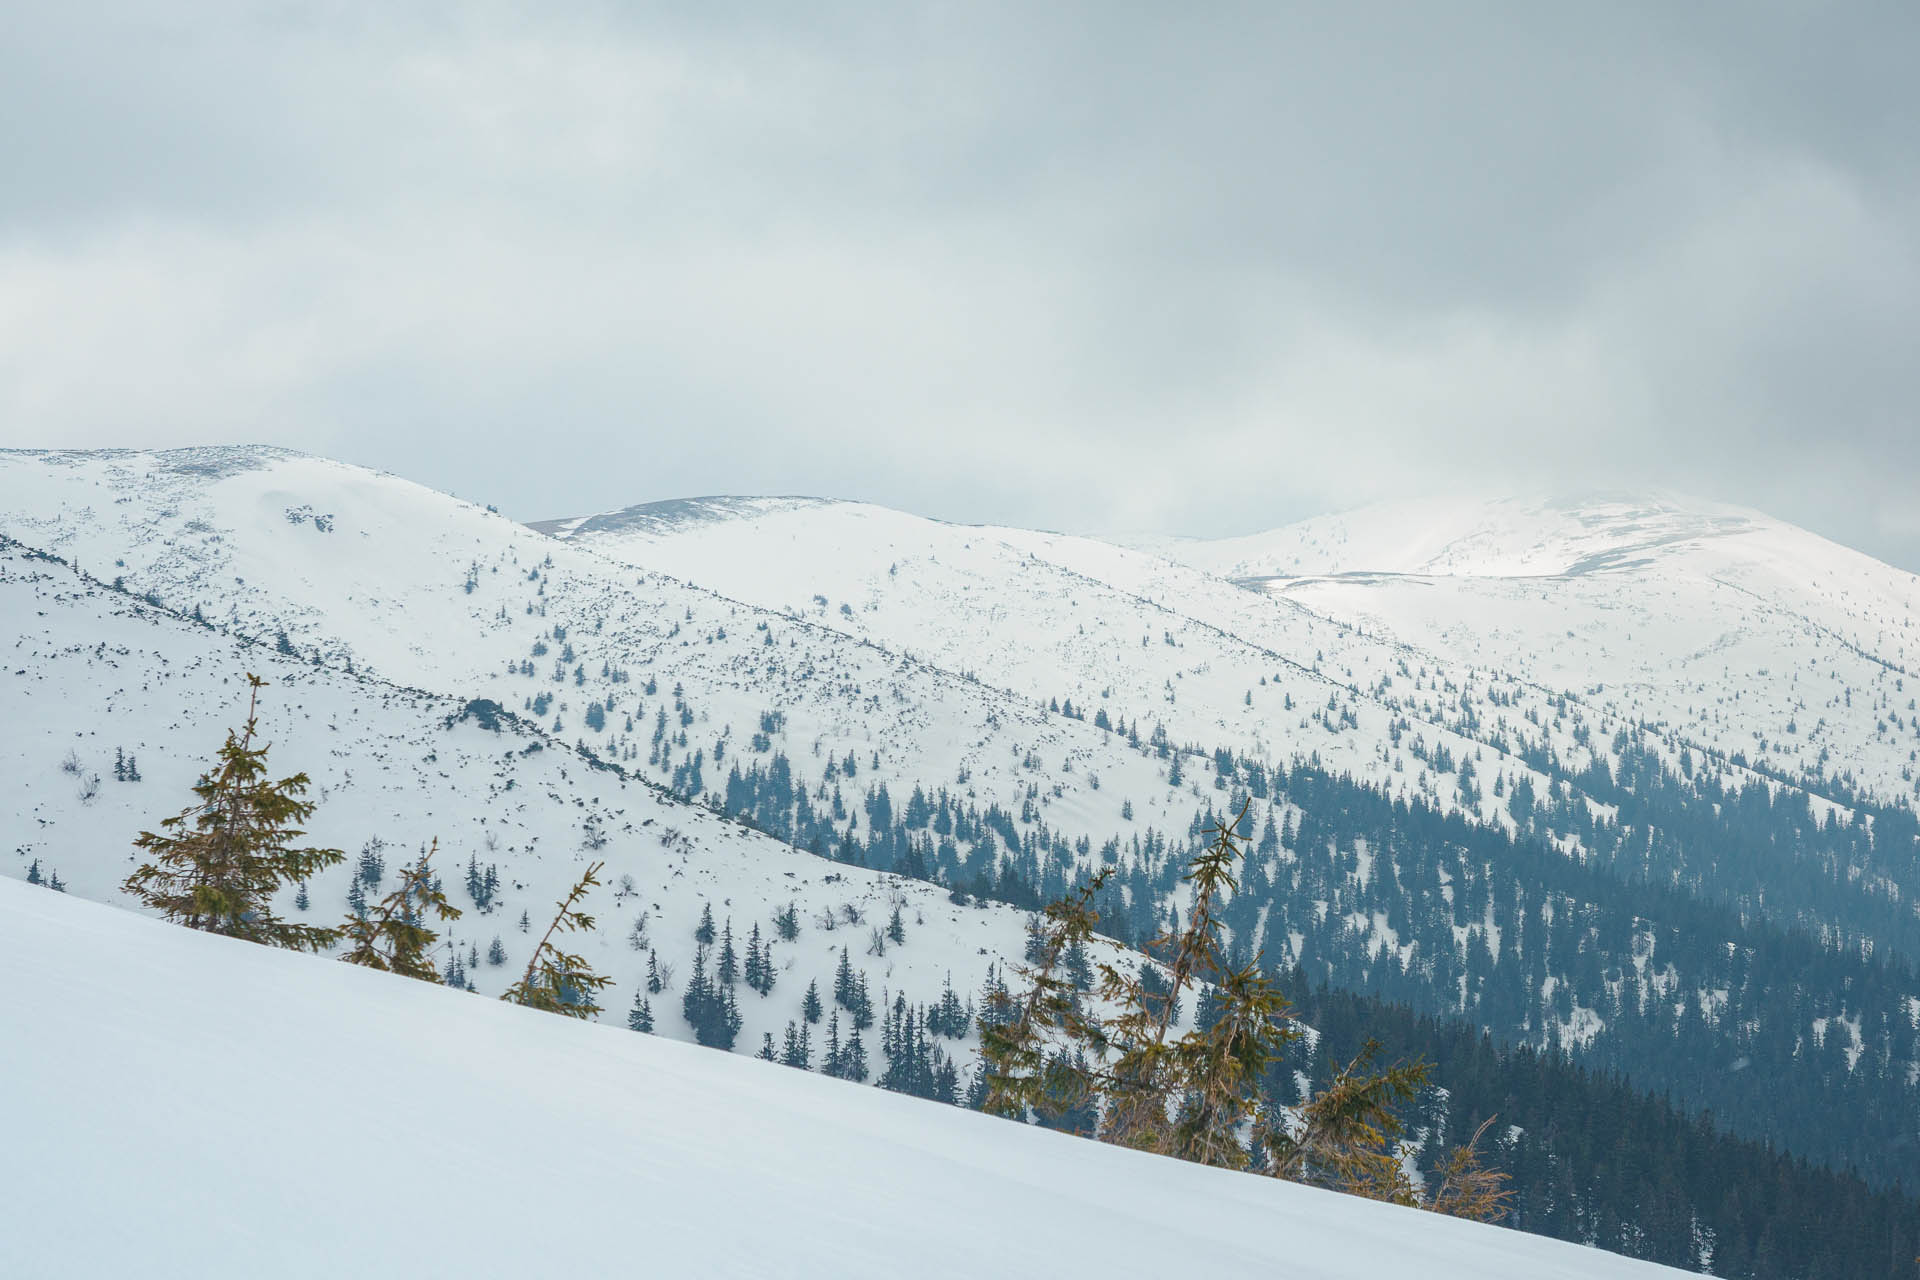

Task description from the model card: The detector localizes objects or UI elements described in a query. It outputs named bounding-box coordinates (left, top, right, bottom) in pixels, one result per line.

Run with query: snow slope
left=0, top=877, right=1688, bottom=1280
left=1143, top=494, right=1920, bottom=807
left=533, top=494, right=1580, bottom=829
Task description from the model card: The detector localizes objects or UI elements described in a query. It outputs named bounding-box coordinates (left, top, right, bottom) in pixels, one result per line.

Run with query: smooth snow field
left=0, top=880, right=1687, bottom=1279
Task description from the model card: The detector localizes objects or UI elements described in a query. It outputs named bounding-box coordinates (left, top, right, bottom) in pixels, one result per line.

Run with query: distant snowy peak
left=1150, top=494, right=1785, bottom=582
left=530, top=495, right=842, bottom=541
left=0, top=442, right=306, bottom=481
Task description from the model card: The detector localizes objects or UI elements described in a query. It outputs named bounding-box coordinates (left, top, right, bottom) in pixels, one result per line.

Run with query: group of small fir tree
left=125, top=675, right=613, bottom=1020
left=982, top=799, right=1510, bottom=1223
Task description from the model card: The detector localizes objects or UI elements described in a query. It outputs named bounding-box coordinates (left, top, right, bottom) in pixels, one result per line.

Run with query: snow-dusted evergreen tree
left=627, top=989, right=654, bottom=1033
left=122, top=674, right=344, bottom=951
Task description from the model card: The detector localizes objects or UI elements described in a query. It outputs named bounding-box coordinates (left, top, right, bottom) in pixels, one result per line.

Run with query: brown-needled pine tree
left=122, top=673, right=344, bottom=951
left=1263, top=1038, right=1430, bottom=1204
left=984, top=798, right=1510, bottom=1219
left=980, top=869, right=1111, bottom=1126
left=1091, top=801, right=1298, bottom=1167
left=339, top=838, right=461, bottom=981
left=502, top=860, right=612, bottom=1018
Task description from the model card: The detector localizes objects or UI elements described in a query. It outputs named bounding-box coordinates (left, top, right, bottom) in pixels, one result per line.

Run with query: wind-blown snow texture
left=0, top=877, right=1687, bottom=1279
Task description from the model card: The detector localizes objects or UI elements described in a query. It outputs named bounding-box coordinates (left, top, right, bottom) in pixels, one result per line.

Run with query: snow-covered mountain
left=0, top=528, right=1061, bottom=1088
left=0, top=876, right=1689, bottom=1279
left=529, top=481, right=1920, bottom=1198
left=7, top=447, right=1920, bottom=1248
left=537, top=487, right=1920, bottom=949
left=1141, top=493, right=1920, bottom=810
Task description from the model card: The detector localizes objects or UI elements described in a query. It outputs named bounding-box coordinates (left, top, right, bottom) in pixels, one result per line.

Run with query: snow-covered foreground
left=0, top=880, right=1685, bottom=1280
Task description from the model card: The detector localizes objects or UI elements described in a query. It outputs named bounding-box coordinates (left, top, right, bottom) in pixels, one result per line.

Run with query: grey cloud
left=1, top=2, right=1916, bottom=566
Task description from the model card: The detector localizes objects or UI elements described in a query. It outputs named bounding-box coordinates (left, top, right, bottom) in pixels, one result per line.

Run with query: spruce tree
left=982, top=800, right=1460, bottom=1201
left=502, top=862, right=612, bottom=1018
left=843, top=1029, right=869, bottom=1083
left=1424, top=1117, right=1513, bottom=1222
left=627, top=989, right=655, bottom=1033
left=980, top=870, right=1110, bottom=1121
left=338, top=839, right=462, bottom=981
left=823, top=1010, right=844, bottom=1077
left=1092, top=808, right=1296, bottom=1166
left=802, top=979, right=823, bottom=1024
left=121, top=674, right=344, bottom=951
left=718, top=920, right=738, bottom=986
left=781, top=1020, right=811, bottom=1069
left=1263, top=1039, right=1428, bottom=1203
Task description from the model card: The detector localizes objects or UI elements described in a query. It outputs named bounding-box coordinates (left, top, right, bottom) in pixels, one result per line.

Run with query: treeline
left=1278, top=979, right=1920, bottom=1280
left=717, top=747, right=1920, bottom=1191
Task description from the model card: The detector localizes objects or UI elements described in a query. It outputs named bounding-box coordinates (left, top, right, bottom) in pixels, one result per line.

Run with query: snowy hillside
left=0, top=447, right=1210, bottom=893
left=1142, top=494, right=1920, bottom=810
left=0, top=531, right=1074, bottom=1092
left=539, top=489, right=1920, bottom=952
left=0, top=876, right=1690, bottom=1280
left=532, top=484, right=1920, bottom=1197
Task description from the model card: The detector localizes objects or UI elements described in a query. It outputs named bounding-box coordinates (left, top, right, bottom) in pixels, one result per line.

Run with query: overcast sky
left=2, top=3, right=1916, bottom=562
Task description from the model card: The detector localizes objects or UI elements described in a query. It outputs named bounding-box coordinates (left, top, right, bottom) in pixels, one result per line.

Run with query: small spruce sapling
left=502, top=862, right=613, bottom=1019
left=979, top=869, right=1111, bottom=1124
left=627, top=989, right=655, bottom=1033
left=338, top=838, right=462, bottom=982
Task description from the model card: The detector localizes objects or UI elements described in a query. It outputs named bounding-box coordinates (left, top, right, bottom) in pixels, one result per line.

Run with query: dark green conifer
left=802, top=979, right=823, bottom=1024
